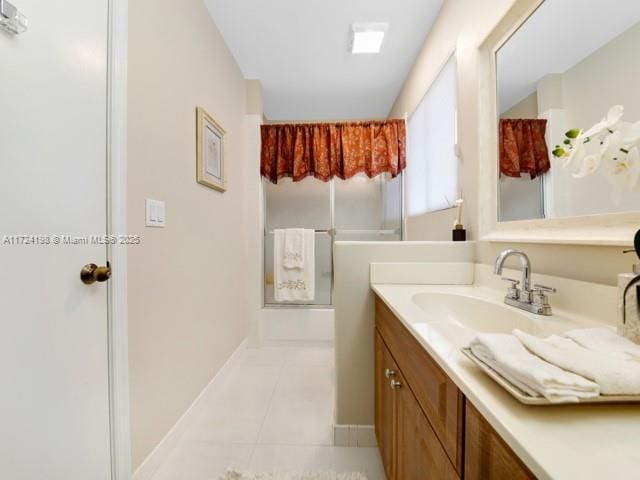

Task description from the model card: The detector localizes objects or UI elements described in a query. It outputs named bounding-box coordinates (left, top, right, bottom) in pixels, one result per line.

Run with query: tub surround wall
left=390, top=0, right=635, bottom=286
left=259, top=308, right=334, bottom=345
left=128, top=0, right=252, bottom=470
left=333, top=241, right=476, bottom=426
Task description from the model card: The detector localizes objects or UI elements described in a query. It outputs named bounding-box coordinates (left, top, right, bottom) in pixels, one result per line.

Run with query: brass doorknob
left=80, top=263, right=111, bottom=284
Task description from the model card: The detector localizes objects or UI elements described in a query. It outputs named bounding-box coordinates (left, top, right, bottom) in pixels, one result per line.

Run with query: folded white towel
left=514, top=329, right=640, bottom=395
left=469, top=334, right=600, bottom=402
left=563, top=327, right=640, bottom=362
left=283, top=228, right=305, bottom=270
left=274, top=229, right=315, bottom=302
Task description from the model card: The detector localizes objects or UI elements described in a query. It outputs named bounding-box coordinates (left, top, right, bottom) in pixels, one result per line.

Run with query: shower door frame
left=262, top=174, right=404, bottom=308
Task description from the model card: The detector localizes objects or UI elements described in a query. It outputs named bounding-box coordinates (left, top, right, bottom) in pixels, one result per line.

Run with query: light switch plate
left=145, top=198, right=166, bottom=227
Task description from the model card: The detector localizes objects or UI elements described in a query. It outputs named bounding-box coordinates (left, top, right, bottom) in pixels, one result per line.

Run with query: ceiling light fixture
left=350, top=22, right=388, bottom=54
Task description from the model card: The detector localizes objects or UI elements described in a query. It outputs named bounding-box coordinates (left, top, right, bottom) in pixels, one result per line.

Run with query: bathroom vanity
left=375, top=295, right=533, bottom=480
left=369, top=269, right=640, bottom=480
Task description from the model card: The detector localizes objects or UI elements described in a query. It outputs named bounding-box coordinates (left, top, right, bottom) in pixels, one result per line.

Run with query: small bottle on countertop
left=452, top=199, right=466, bottom=242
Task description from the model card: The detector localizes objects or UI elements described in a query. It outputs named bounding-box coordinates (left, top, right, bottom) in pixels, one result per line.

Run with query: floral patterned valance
left=260, top=119, right=406, bottom=183
left=499, top=118, right=550, bottom=179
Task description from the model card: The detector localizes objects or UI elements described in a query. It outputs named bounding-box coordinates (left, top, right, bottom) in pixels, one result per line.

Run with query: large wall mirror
left=496, top=0, right=640, bottom=223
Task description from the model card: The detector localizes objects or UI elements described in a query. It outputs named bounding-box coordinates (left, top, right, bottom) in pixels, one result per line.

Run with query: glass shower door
left=333, top=174, right=402, bottom=242
left=263, top=173, right=403, bottom=306
left=264, top=177, right=333, bottom=306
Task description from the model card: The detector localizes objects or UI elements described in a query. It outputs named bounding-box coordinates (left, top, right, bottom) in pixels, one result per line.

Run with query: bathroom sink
left=411, top=292, right=583, bottom=335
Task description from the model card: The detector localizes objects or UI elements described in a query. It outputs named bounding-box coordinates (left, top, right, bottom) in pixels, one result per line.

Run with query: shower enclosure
left=263, top=173, right=403, bottom=307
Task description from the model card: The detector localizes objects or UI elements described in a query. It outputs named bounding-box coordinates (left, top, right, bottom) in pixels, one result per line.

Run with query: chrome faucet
left=494, top=249, right=556, bottom=315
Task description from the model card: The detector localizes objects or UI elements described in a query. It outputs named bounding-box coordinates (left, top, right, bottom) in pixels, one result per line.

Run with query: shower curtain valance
left=260, top=119, right=406, bottom=183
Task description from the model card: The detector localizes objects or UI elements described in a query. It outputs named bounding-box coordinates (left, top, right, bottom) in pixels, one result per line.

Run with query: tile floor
left=152, top=345, right=385, bottom=480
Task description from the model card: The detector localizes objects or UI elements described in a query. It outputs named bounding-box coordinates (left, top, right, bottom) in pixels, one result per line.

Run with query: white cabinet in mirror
left=477, top=0, right=640, bottom=246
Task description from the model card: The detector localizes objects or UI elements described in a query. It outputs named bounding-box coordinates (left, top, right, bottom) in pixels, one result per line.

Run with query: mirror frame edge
left=477, top=0, right=639, bottom=247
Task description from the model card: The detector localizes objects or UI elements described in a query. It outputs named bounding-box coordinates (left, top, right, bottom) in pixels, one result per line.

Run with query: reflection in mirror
left=496, top=0, right=640, bottom=222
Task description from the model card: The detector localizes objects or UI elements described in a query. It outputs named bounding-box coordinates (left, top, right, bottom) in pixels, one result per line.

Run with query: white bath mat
left=219, top=470, right=368, bottom=480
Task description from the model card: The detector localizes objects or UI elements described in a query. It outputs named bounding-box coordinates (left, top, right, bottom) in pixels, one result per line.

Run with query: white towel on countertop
left=274, top=229, right=315, bottom=302
left=514, top=329, right=640, bottom=395
left=283, top=228, right=305, bottom=269
left=563, top=327, right=640, bottom=362
left=469, top=333, right=600, bottom=402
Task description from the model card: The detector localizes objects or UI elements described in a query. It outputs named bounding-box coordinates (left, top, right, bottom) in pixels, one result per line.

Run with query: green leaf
left=552, top=147, right=566, bottom=157
left=565, top=128, right=581, bottom=139
left=563, top=139, right=571, bottom=145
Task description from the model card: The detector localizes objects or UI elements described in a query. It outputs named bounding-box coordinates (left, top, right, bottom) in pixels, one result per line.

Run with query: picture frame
left=196, top=106, right=226, bottom=192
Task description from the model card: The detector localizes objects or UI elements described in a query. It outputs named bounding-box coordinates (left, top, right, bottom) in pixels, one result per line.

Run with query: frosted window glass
left=264, top=176, right=331, bottom=230
left=407, top=55, right=459, bottom=215
left=334, top=175, right=382, bottom=229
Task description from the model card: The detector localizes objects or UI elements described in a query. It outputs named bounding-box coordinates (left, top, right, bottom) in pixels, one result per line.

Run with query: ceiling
left=497, top=0, right=640, bottom=114
left=204, top=0, right=443, bottom=120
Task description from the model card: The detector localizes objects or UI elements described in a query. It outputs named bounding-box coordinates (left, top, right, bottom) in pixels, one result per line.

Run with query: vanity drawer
left=375, top=296, right=464, bottom=474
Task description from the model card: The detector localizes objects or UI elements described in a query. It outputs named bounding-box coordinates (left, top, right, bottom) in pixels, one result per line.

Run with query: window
left=406, top=54, right=459, bottom=215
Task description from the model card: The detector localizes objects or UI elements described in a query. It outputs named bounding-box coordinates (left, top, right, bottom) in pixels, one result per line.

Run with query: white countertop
left=371, top=282, right=640, bottom=480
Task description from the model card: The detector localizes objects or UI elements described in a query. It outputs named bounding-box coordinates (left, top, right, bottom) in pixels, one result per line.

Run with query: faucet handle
left=501, top=277, right=520, bottom=299
left=533, top=284, right=556, bottom=294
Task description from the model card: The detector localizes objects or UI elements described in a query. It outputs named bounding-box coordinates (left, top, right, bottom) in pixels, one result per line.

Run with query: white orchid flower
left=620, top=120, right=640, bottom=146
left=556, top=105, right=639, bottom=198
left=600, top=130, right=623, bottom=163
left=603, top=144, right=640, bottom=206
left=572, top=154, right=601, bottom=178
left=581, top=105, right=625, bottom=139
left=562, top=141, right=584, bottom=168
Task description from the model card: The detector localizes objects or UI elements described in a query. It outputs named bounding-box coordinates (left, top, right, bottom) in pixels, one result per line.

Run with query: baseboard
left=333, top=424, right=377, bottom=447
left=132, top=338, right=248, bottom=480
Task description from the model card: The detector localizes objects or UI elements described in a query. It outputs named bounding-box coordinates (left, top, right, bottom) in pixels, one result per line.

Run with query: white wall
left=333, top=241, right=475, bottom=425
left=127, top=0, right=251, bottom=469
left=243, top=84, right=264, bottom=346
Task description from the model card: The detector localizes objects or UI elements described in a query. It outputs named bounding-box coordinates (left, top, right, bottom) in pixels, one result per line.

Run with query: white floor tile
left=152, top=346, right=384, bottom=480
left=285, top=347, right=335, bottom=368
left=248, top=445, right=334, bottom=472
left=152, top=442, right=253, bottom=480
left=248, top=445, right=385, bottom=480
left=333, top=447, right=385, bottom=480
left=232, top=347, right=289, bottom=368
left=258, top=364, right=335, bottom=445
left=181, top=365, right=281, bottom=444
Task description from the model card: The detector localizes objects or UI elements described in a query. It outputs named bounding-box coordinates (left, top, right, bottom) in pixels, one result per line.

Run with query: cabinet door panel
left=396, top=371, right=459, bottom=480
left=465, top=402, right=536, bottom=480
left=376, top=296, right=464, bottom=473
left=375, top=330, right=396, bottom=480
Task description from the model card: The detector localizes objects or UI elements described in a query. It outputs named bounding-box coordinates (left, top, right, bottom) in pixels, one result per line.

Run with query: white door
left=0, top=1, right=112, bottom=479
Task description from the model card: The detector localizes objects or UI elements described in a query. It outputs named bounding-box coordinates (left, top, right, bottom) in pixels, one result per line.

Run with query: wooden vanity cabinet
left=464, top=402, right=535, bottom=480
left=375, top=331, right=397, bottom=480
left=375, top=295, right=535, bottom=480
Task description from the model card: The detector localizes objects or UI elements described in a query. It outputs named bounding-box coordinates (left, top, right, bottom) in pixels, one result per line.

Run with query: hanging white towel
left=514, top=329, right=640, bottom=395
left=283, top=228, right=305, bottom=269
left=274, top=229, right=315, bottom=302
left=563, top=327, right=640, bottom=362
left=469, top=333, right=599, bottom=402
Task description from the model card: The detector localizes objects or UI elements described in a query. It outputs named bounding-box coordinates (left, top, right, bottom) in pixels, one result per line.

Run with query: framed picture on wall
left=196, top=106, right=226, bottom=192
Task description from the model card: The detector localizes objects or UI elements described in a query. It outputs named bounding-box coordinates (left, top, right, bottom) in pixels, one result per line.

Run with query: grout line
left=247, top=347, right=290, bottom=465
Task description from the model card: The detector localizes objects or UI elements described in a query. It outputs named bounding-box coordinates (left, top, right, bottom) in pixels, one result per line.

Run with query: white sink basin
left=411, top=291, right=585, bottom=335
